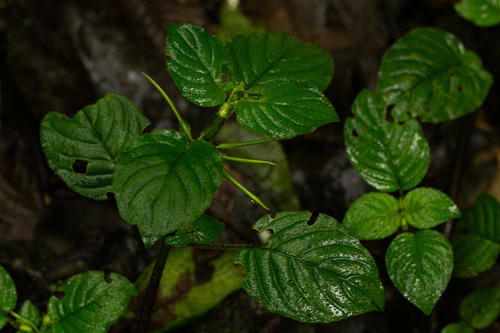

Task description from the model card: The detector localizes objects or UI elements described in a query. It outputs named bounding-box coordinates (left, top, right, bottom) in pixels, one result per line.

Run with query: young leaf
left=40, top=92, right=150, bottom=200
left=386, top=230, right=453, bottom=315
left=113, top=130, right=224, bottom=245
left=165, top=215, right=225, bottom=246
left=344, top=89, right=430, bottom=192
left=18, top=300, right=41, bottom=327
left=236, top=211, right=385, bottom=323
left=377, top=28, right=492, bottom=123
left=441, top=322, right=475, bottom=333
left=403, top=187, right=461, bottom=229
left=46, top=271, right=137, bottom=333
left=454, top=0, right=500, bottom=27
left=342, top=192, right=401, bottom=240
left=166, top=23, right=232, bottom=107
left=452, top=232, right=500, bottom=278
left=0, top=265, right=17, bottom=330
left=459, top=287, right=500, bottom=329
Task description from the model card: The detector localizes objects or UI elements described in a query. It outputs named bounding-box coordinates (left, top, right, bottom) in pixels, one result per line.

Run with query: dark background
left=0, top=0, right=499, bottom=332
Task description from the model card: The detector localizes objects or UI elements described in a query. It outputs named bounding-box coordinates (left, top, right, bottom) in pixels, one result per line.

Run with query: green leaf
left=226, top=31, right=333, bottom=92
left=460, top=287, right=500, bottom=329
left=403, top=187, right=461, bottom=229
left=46, top=271, right=136, bottom=333
left=342, top=192, right=401, bottom=240
left=377, top=28, right=493, bottom=123
left=40, top=92, right=150, bottom=200
left=0, top=265, right=17, bottom=330
left=113, top=130, right=224, bottom=246
left=18, top=300, right=40, bottom=327
left=166, top=23, right=231, bottom=107
left=456, top=193, right=500, bottom=243
left=452, top=232, right=500, bottom=278
left=236, top=211, right=385, bottom=323
left=455, top=0, right=500, bottom=27
left=441, top=322, right=475, bottom=333
left=386, top=230, right=453, bottom=315
left=236, top=82, right=338, bottom=139
left=344, top=89, right=430, bottom=192
left=165, top=215, right=225, bottom=246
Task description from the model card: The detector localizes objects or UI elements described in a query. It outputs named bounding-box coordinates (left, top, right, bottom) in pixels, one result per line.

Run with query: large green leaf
left=403, top=187, right=461, bottom=229
left=456, top=193, right=500, bottom=243
left=165, top=215, right=225, bottom=247
left=452, top=232, right=500, bottom=278
left=166, top=23, right=232, bottom=107
left=344, top=89, right=430, bottom=192
left=40, top=92, right=150, bottom=200
left=386, top=230, right=453, bottom=315
left=0, top=265, right=16, bottom=330
left=377, top=28, right=492, bottom=123
left=459, top=287, right=500, bottom=329
left=236, top=211, right=385, bottom=323
left=113, top=130, right=224, bottom=246
left=46, top=271, right=136, bottom=333
left=342, top=192, right=401, bottom=240
left=455, top=0, right=500, bottom=27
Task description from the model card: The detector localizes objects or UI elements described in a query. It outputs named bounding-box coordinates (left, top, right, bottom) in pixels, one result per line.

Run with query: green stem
left=9, top=311, right=39, bottom=333
left=223, top=155, right=276, bottom=166
left=223, top=169, right=269, bottom=210
left=199, top=114, right=227, bottom=142
left=217, top=138, right=279, bottom=149
left=188, top=242, right=260, bottom=251
left=142, top=73, right=192, bottom=141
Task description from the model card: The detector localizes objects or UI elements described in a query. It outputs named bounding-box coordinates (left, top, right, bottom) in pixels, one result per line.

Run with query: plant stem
left=188, top=242, right=260, bottom=251
left=217, top=138, right=279, bottom=149
left=223, top=155, right=276, bottom=166
left=137, top=239, right=172, bottom=333
left=223, top=169, right=269, bottom=210
left=199, top=114, right=227, bottom=142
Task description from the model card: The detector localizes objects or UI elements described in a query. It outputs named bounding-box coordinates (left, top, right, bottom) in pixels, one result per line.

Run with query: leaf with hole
left=236, top=211, right=385, bottom=323
left=40, top=92, right=150, bottom=200
left=344, top=89, right=430, bottom=192
left=459, top=287, right=500, bottom=329
left=165, top=215, right=225, bottom=246
left=166, top=23, right=232, bottom=107
left=454, top=0, right=500, bottom=27
left=113, top=130, right=224, bottom=247
left=377, top=28, right=492, bottom=123
left=0, top=265, right=16, bottom=330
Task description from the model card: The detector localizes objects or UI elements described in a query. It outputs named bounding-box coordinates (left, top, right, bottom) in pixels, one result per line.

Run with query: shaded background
left=1, top=0, right=499, bottom=332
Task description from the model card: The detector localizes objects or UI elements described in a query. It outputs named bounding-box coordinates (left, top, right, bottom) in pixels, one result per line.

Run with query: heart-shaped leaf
left=344, top=89, right=430, bottom=192
left=46, top=271, right=136, bottom=333
left=113, top=130, right=224, bottom=246
left=342, top=192, right=401, bottom=240
left=166, top=23, right=232, bottom=107
left=377, top=28, right=492, bottom=123
left=236, top=211, right=385, bottom=323
left=459, top=287, right=500, bottom=329
left=386, top=230, right=453, bottom=315
left=0, top=265, right=16, bottom=330
left=40, top=92, right=150, bottom=200
left=165, top=215, right=225, bottom=246
left=403, top=187, right=461, bottom=229
left=452, top=232, right=500, bottom=278
left=454, top=0, right=500, bottom=27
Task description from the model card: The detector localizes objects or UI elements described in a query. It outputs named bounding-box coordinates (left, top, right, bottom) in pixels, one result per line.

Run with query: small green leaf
left=456, top=193, right=500, bottom=243
left=342, top=192, right=401, bottom=240
left=166, top=23, right=231, bottom=107
left=455, top=0, right=500, bottom=27
left=344, top=89, right=430, bottom=192
left=236, top=211, right=385, bottom=323
left=0, top=265, right=17, bottom=330
left=377, top=28, right=492, bottom=123
left=40, top=92, right=150, bottom=200
left=165, top=215, right=225, bottom=246
left=113, top=130, right=224, bottom=245
left=18, top=300, right=40, bottom=327
left=452, top=232, right=500, bottom=278
left=403, top=187, right=461, bottom=229
left=46, top=271, right=136, bottom=333
left=460, top=287, right=500, bottom=329
left=441, top=322, right=475, bottom=333
left=386, top=230, right=453, bottom=315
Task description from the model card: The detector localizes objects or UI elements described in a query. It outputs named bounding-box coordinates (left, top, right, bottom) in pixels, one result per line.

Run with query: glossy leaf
left=165, top=215, right=225, bottom=246
left=452, top=232, right=500, bottom=277
left=460, top=287, right=500, bottom=329
left=455, top=0, right=500, bottom=27
left=236, top=82, right=338, bottom=139
left=377, top=28, right=493, bottom=123
left=46, top=271, right=136, bottom=333
left=40, top=92, right=150, bottom=200
left=342, top=192, right=401, bottom=240
left=18, top=300, right=40, bottom=327
left=441, top=322, right=475, bottom=333
left=386, top=230, right=453, bottom=315
left=166, top=23, right=231, bottom=107
left=113, top=130, right=224, bottom=247
left=236, top=211, right=385, bottom=323
left=403, top=187, right=461, bottom=229
left=456, top=193, right=500, bottom=243
left=344, top=89, right=430, bottom=192
left=0, top=265, right=16, bottom=330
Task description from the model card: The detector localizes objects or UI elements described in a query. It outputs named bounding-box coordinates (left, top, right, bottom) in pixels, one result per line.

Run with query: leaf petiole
left=223, top=169, right=269, bottom=210
left=217, top=138, right=279, bottom=149
left=223, top=155, right=276, bottom=166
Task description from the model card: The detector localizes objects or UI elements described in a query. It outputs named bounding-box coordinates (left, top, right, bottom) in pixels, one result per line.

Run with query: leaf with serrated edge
left=343, top=192, right=401, bottom=240
left=46, top=271, right=137, bottom=333
left=344, top=89, right=429, bottom=192
left=452, top=232, right=500, bottom=278
left=377, top=28, right=492, bottom=123
left=40, top=92, right=150, bottom=200
left=113, top=130, right=223, bottom=245
left=403, top=187, right=461, bottom=229
left=236, top=211, right=384, bottom=323
left=459, top=287, right=500, bottom=329
left=166, top=23, right=231, bottom=107
left=386, top=230, right=453, bottom=315
left=165, top=215, right=225, bottom=246
left=0, top=265, right=17, bottom=330
left=455, top=0, right=500, bottom=27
